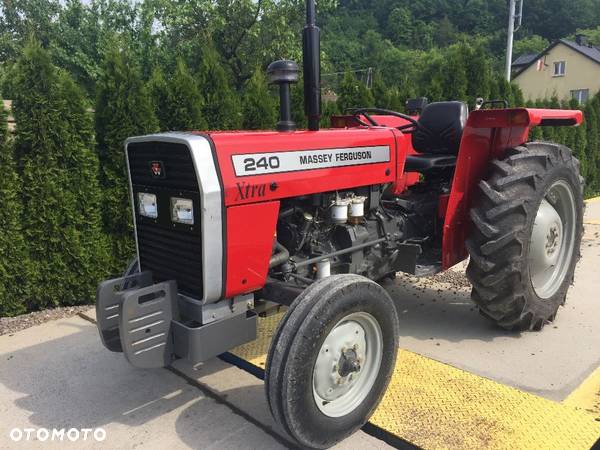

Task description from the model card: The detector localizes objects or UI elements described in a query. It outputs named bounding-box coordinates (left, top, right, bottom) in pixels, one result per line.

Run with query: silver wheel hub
left=312, top=312, right=383, bottom=417
left=529, top=180, right=576, bottom=299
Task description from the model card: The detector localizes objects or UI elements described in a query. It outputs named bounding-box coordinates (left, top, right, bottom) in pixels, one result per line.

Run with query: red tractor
left=96, top=1, right=584, bottom=447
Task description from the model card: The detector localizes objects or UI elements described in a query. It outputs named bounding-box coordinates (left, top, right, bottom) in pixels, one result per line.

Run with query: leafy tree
left=241, top=67, right=277, bottom=130
left=337, top=71, right=374, bottom=112
left=386, top=7, right=413, bottom=45
left=96, top=44, right=159, bottom=272
left=0, top=100, right=29, bottom=316
left=12, top=40, right=107, bottom=308
left=197, top=44, right=242, bottom=130
left=571, top=25, right=600, bottom=45
left=513, top=35, right=550, bottom=57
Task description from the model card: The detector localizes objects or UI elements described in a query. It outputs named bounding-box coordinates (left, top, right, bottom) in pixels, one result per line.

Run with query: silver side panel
left=125, top=133, right=224, bottom=304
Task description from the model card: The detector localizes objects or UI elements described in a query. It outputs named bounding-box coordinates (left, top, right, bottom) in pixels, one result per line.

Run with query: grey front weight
left=95, top=271, right=153, bottom=352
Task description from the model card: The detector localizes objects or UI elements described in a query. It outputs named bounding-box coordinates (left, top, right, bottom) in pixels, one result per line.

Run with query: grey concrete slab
left=0, top=316, right=287, bottom=449
left=382, top=206, right=600, bottom=401
left=170, top=359, right=393, bottom=450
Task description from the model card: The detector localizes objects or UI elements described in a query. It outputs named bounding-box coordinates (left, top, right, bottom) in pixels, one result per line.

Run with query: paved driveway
left=1, top=201, right=599, bottom=449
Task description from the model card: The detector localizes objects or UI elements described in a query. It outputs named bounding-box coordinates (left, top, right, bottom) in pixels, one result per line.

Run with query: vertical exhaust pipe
left=303, top=0, right=321, bottom=131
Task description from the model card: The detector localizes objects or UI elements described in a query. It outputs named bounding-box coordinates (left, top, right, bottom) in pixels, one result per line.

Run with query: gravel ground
left=0, top=305, right=93, bottom=336
left=0, top=264, right=472, bottom=338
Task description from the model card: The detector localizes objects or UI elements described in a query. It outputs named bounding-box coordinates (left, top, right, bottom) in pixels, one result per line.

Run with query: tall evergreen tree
left=165, top=58, right=207, bottom=131
left=197, top=45, right=242, bottom=130
left=0, top=100, right=29, bottom=316
left=320, top=100, right=340, bottom=129
left=12, top=41, right=107, bottom=308
left=585, top=96, right=600, bottom=193
left=96, top=44, right=159, bottom=272
left=241, top=67, right=277, bottom=130
left=148, top=66, right=170, bottom=132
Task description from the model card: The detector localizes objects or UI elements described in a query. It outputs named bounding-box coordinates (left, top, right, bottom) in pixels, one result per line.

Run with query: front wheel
left=466, top=142, right=584, bottom=331
left=265, top=274, right=399, bottom=448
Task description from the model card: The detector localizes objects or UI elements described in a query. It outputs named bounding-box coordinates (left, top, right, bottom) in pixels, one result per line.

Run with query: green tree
left=513, top=35, right=549, bottom=57
left=12, top=41, right=107, bottom=308
left=241, top=66, right=277, bottom=130
left=584, top=96, right=600, bottom=194
left=164, top=58, right=207, bottom=131
left=0, top=100, right=29, bottom=316
left=337, top=71, right=374, bottom=112
left=320, top=100, right=340, bottom=129
left=197, top=44, right=242, bottom=130
left=96, top=44, right=159, bottom=272
left=148, top=66, right=170, bottom=131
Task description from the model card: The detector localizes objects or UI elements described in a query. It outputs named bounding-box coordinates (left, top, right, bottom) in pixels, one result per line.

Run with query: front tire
left=466, top=142, right=584, bottom=331
left=265, top=274, right=399, bottom=448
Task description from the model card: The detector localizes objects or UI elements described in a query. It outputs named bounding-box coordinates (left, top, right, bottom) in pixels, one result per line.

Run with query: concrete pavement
left=0, top=315, right=389, bottom=448
left=0, top=200, right=598, bottom=449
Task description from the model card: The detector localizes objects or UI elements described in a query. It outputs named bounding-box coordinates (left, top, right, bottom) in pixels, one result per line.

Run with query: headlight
left=138, top=192, right=158, bottom=219
left=171, top=197, right=194, bottom=225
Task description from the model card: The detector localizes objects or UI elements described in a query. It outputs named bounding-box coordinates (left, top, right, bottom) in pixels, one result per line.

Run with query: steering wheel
left=350, top=107, right=420, bottom=132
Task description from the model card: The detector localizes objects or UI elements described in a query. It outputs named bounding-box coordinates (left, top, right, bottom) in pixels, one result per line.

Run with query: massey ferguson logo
left=149, top=161, right=165, bottom=178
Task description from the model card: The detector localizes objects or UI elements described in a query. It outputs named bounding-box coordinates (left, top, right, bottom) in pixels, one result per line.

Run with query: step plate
left=229, top=313, right=600, bottom=450
left=119, top=280, right=178, bottom=369
left=96, top=271, right=153, bottom=352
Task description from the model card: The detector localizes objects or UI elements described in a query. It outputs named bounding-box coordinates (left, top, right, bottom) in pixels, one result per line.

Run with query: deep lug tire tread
left=466, top=142, right=584, bottom=331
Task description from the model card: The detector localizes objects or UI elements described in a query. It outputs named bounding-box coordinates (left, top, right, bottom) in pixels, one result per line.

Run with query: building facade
left=512, top=38, right=600, bottom=104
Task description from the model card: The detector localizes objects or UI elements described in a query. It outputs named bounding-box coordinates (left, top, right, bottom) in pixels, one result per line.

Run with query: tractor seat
left=406, top=101, right=468, bottom=174
left=404, top=154, right=457, bottom=172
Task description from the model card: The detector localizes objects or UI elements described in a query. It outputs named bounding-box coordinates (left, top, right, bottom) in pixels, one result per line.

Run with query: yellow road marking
left=586, top=196, right=600, bottom=204
left=232, top=314, right=600, bottom=450
left=564, top=366, right=600, bottom=421
left=584, top=219, right=600, bottom=225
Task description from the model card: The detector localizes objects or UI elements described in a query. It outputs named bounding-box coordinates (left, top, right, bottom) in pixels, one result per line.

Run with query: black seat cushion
left=412, top=101, right=468, bottom=155
left=404, top=154, right=457, bottom=173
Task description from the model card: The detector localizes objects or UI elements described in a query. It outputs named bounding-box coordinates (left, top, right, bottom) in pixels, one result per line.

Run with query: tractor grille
left=127, top=141, right=204, bottom=299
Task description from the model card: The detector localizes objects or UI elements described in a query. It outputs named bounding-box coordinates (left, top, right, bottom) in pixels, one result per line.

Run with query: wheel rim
left=312, top=312, right=383, bottom=418
left=529, top=180, right=577, bottom=299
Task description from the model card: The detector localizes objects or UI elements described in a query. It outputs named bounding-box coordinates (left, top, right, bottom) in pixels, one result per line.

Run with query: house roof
left=513, top=39, right=600, bottom=79
left=512, top=53, right=537, bottom=67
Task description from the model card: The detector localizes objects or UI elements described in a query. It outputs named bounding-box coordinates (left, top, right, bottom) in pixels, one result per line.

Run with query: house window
left=571, top=89, right=589, bottom=104
left=553, top=61, right=566, bottom=76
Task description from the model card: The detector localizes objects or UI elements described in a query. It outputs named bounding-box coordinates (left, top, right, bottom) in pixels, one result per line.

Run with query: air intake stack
left=303, top=0, right=321, bottom=131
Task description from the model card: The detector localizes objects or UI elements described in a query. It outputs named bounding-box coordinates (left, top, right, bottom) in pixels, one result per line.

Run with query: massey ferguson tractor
left=95, top=1, right=585, bottom=447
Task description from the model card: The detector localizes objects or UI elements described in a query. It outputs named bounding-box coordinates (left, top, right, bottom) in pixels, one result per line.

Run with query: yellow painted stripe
left=564, top=366, right=600, bottom=421
left=231, top=314, right=600, bottom=450
left=584, top=219, right=600, bottom=225
left=585, top=196, right=600, bottom=203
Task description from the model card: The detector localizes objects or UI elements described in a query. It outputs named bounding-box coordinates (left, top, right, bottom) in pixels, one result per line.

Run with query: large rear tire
left=265, top=274, right=399, bottom=448
left=466, top=142, right=584, bottom=331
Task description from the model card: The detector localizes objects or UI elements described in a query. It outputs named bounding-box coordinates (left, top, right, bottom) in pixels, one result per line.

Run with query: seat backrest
left=412, top=101, right=468, bottom=155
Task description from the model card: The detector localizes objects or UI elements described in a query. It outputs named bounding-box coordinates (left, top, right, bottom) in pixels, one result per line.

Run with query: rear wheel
left=265, top=274, right=399, bottom=448
left=466, top=142, right=584, bottom=331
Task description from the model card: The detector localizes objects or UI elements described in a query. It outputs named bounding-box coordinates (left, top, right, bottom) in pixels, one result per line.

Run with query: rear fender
left=441, top=108, right=583, bottom=269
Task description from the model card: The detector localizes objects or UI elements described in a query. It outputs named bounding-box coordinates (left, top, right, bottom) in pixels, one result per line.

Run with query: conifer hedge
left=241, top=68, right=277, bottom=130
left=0, top=101, right=29, bottom=316
left=11, top=41, right=108, bottom=309
left=96, top=46, right=159, bottom=273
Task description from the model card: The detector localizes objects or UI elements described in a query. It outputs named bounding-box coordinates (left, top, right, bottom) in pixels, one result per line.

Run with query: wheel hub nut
left=338, top=348, right=361, bottom=377
left=546, top=225, right=560, bottom=255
